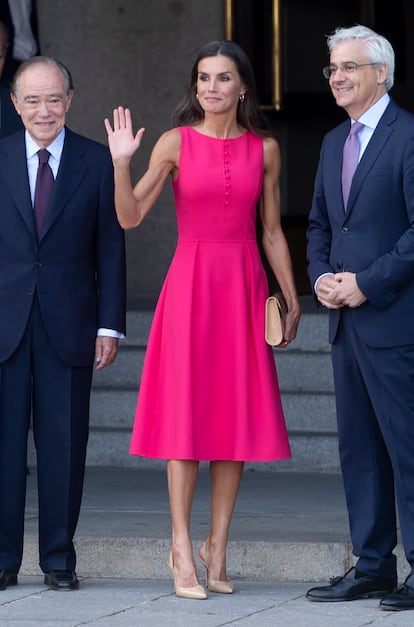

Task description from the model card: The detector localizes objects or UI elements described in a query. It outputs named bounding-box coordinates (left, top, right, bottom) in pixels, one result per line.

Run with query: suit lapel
left=0, top=131, right=36, bottom=238
left=40, top=129, right=88, bottom=240
left=345, top=102, right=397, bottom=215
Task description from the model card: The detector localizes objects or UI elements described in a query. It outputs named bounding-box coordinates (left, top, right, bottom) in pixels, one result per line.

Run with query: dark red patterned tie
left=34, top=149, right=54, bottom=239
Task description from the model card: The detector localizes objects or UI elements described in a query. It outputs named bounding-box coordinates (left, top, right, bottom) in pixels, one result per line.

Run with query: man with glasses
left=306, top=25, right=414, bottom=611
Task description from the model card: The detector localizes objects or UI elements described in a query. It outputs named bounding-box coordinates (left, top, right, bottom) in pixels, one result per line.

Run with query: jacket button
left=341, top=227, right=349, bottom=234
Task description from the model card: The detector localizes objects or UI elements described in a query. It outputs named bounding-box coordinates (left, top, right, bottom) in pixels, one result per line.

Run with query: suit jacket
left=0, top=82, right=23, bottom=138
left=307, top=99, right=414, bottom=347
left=0, top=126, right=126, bottom=366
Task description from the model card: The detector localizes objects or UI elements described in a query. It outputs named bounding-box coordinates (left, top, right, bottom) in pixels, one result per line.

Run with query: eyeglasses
left=322, top=62, right=381, bottom=79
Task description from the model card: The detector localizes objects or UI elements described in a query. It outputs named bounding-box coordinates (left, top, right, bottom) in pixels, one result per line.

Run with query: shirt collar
left=355, top=93, right=390, bottom=130
left=25, top=127, right=66, bottom=161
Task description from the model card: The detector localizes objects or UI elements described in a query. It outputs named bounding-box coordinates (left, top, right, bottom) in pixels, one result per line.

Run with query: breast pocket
left=369, top=166, right=393, bottom=177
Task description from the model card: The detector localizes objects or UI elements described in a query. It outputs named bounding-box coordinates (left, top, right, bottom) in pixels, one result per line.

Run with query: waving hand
left=104, top=106, right=145, bottom=164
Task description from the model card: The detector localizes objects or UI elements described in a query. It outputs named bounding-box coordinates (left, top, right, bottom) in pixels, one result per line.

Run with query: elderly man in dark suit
left=306, top=25, right=414, bottom=612
left=0, top=56, right=126, bottom=591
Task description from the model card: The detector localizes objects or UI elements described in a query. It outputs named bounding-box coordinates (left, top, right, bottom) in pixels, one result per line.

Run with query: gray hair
left=12, top=56, right=73, bottom=98
left=327, top=25, right=395, bottom=90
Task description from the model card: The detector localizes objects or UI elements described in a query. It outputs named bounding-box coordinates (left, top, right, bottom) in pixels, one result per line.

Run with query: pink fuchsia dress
left=129, top=126, right=291, bottom=462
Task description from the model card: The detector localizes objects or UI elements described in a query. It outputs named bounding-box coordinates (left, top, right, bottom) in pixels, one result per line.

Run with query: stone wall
left=37, top=0, right=224, bottom=307
left=34, top=0, right=414, bottom=304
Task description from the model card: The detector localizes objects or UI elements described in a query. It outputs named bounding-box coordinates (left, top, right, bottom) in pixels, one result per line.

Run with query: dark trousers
left=0, top=296, right=93, bottom=573
left=331, top=310, right=414, bottom=579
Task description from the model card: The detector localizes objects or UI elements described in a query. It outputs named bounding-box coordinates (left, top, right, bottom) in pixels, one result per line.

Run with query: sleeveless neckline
left=187, top=126, right=248, bottom=142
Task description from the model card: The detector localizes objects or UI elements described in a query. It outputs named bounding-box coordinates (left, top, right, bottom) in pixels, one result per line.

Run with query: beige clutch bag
left=265, top=292, right=287, bottom=347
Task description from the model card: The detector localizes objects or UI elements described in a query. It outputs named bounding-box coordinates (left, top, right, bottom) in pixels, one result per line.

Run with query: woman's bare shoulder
left=150, top=127, right=181, bottom=165
left=263, top=135, right=280, bottom=152
left=263, top=136, right=281, bottom=168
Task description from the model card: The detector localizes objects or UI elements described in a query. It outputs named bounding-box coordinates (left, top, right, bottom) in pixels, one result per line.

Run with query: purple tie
left=34, top=149, right=54, bottom=239
left=342, top=121, right=363, bottom=208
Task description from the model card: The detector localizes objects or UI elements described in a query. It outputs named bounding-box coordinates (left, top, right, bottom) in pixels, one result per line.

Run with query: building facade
left=35, top=0, right=414, bottom=305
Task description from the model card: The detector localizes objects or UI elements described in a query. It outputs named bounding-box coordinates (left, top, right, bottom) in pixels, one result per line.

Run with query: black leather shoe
left=306, top=567, right=396, bottom=602
left=0, top=570, right=18, bottom=590
left=380, top=576, right=414, bottom=611
left=44, top=570, right=79, bottom=591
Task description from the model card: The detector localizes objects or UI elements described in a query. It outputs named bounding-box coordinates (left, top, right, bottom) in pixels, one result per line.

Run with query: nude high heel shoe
left=167, top=552, right=207, bottom=600
left=199, top=549, right=234, bottom=594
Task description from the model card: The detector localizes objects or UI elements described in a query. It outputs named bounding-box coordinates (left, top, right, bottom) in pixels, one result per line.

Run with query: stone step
left=19, top=468, right=410, bottom=583
left=91, top=346, right=334, bottom=394
left=28, top=423, right=340, bottom=472
left=122, top=307, right=331, bottom=352
left=28, top=306, right=340, bottom=472
left=87, top=389, right=337, bottom=434
left=80, top=430, right=339, bottom=472
left=29, top=398, right=340, bottom=472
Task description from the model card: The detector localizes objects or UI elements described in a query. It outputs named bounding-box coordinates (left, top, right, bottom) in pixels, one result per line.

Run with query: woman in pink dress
left=105, top=40, right=301, bottom=599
